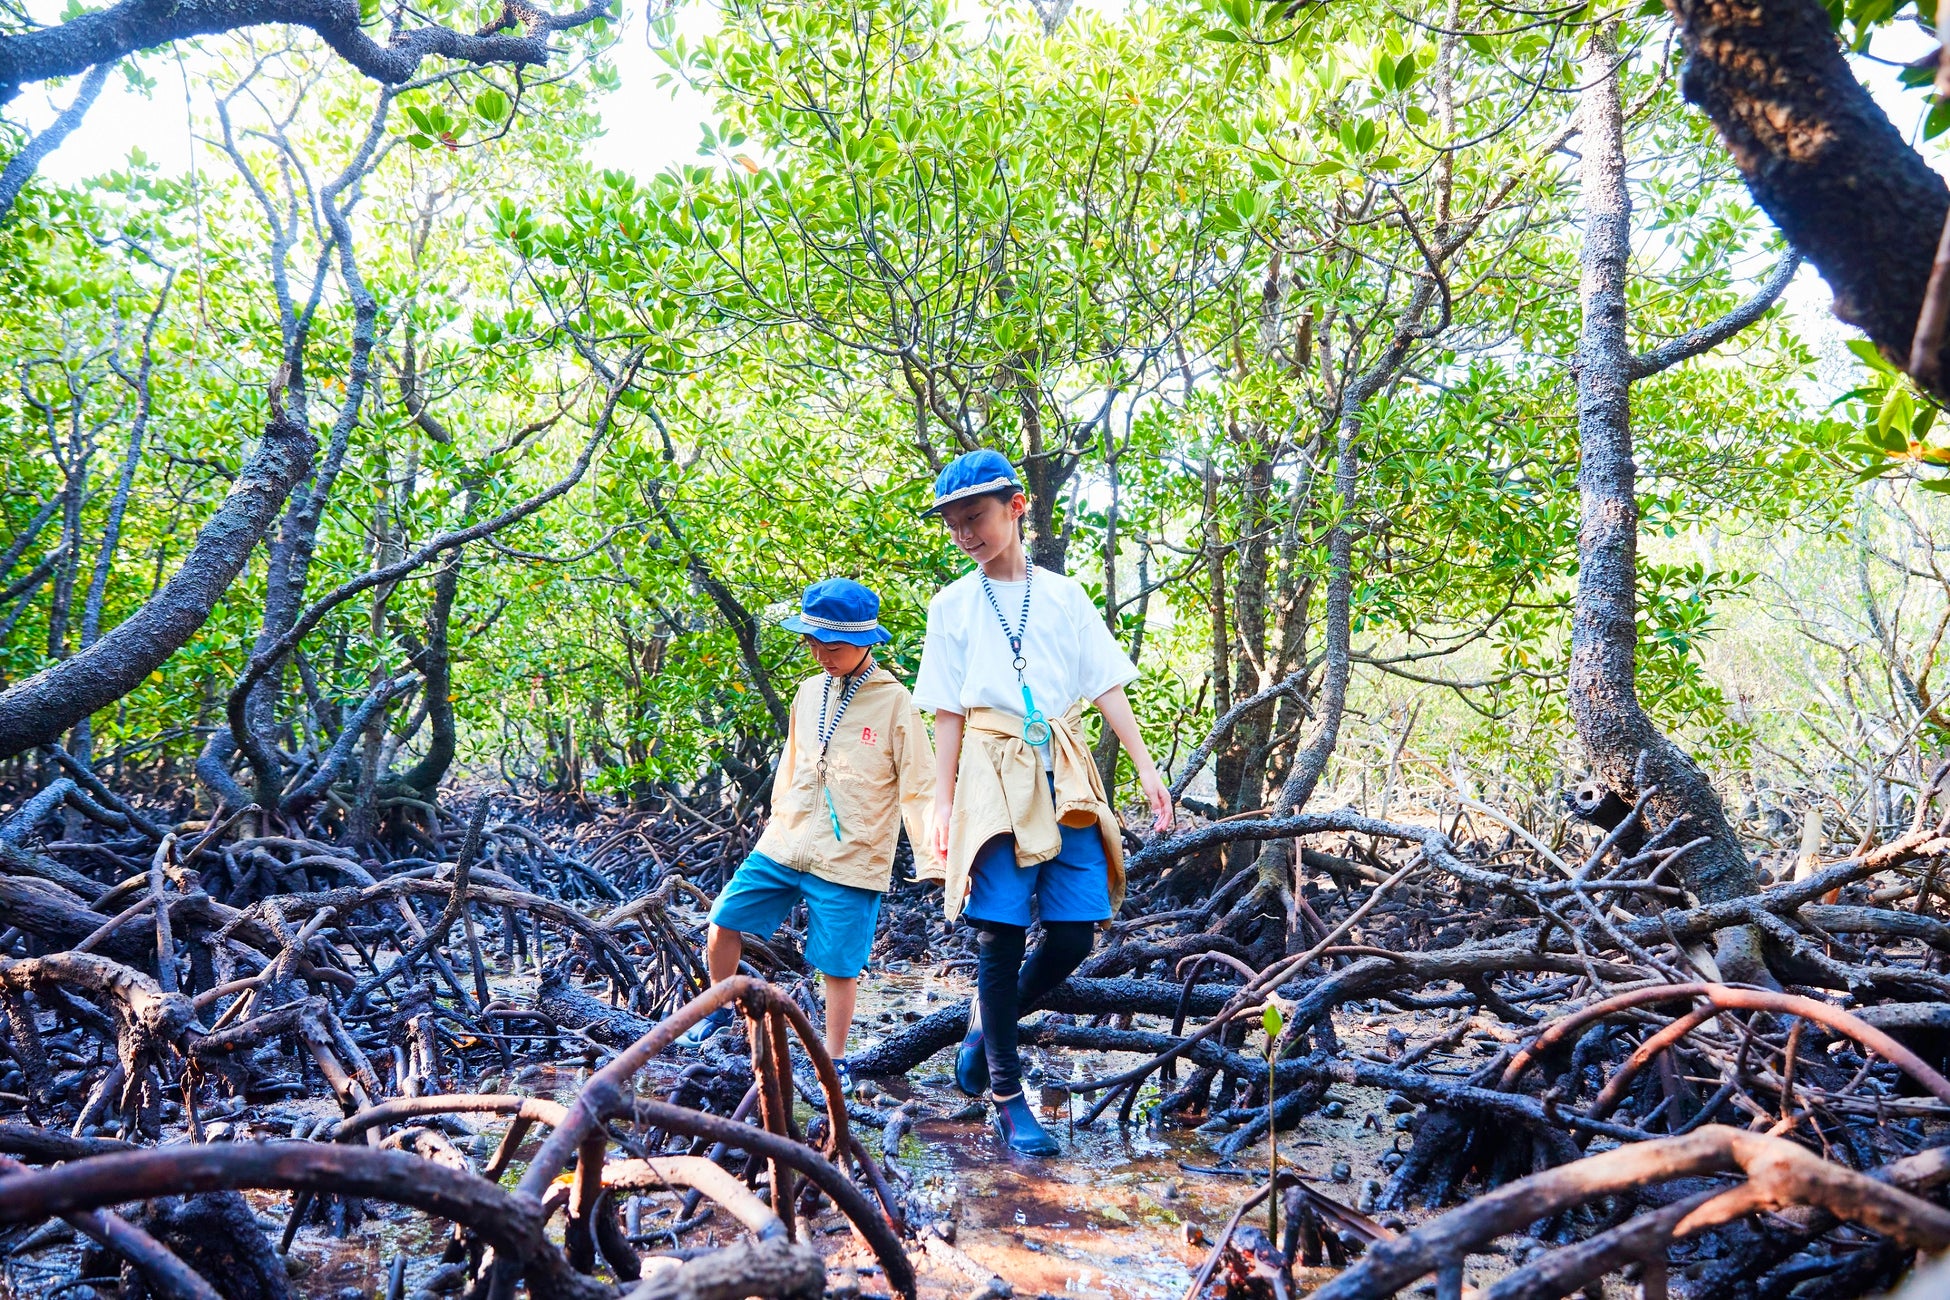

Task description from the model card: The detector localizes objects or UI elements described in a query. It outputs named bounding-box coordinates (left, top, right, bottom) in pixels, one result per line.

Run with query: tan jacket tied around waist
left=754, top=671, right=937, bottom=893
left=915, top=704, right=1125, bottom=924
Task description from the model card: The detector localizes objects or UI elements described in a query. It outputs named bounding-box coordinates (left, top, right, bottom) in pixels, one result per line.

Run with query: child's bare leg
left=822, top=974, right=858, bottom=1061
left=704, top=925, right=743, bottom=984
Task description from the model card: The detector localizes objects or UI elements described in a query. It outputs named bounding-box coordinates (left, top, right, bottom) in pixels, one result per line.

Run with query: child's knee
left=974, top=921, right=1027, bottom=960
left=1044, top=920, right=1096, bottom=965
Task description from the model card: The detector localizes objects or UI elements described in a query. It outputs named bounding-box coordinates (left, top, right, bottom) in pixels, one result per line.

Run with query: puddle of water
left=836, top=966, right=1432, bottom=1300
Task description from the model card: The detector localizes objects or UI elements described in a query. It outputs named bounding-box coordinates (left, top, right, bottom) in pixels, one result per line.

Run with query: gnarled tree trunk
left=1570, top=25, right=1796, bottom=983
left=0, top=413, right=314, bottom=761
left=1668, top=0, right=1950, bottom=394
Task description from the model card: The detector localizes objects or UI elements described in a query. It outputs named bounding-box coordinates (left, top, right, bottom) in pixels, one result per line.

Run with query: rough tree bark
left=1569, top=25, right=1799, bottom=983
left=0, top=0, right=608, bottom=101
left=0, top=411, right=314, bottom=761
left=1667, top=0, right=1950, bottom=396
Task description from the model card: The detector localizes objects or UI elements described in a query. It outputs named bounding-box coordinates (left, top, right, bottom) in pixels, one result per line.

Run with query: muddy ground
left=0, top=959, right=1516, bottom=1300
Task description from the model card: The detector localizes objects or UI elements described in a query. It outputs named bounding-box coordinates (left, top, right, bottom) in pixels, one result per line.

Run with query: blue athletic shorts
left=963, top=778, right=1112, bottom=928
left=708, top=851, right=883, bottom=979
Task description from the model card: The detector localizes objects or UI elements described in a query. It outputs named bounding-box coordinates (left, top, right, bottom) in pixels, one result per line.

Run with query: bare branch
left=0, top=0, right=609, bottom=103
left=1629, top=251, right=1802, bottom=380
left=0, top=61, right=110, bottom=220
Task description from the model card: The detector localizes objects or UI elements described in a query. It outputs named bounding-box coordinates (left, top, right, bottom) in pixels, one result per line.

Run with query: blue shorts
left=708, top=851, right=883, bottom=979
left=963, top=782, right=1112, bottom=928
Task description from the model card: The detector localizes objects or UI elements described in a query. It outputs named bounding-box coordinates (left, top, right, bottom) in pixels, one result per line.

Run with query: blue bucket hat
left=922, top=448, right=1023, bottom=516
left=780, top=577, right=892, bottom=646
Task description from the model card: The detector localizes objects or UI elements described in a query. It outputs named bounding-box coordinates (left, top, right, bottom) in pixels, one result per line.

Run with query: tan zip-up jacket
left=753, top=670, right=938, bottom=893
left=914, top=704, right=1125, bottom=924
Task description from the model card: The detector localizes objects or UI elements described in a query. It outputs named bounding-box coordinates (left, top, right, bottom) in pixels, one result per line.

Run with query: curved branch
left=225, top=358, right=638, bottom=797
left=0, top=0, right=608, bottom=102
left=0, top=1154, right=219, bottom=1300
left=1629, top=250, right=1802, bottom=379
left=1311, top=1126, right=1950, bottom=1300
left=0, top=410, right=315, bottom=762
left=0, top=61, right=110, bottom=218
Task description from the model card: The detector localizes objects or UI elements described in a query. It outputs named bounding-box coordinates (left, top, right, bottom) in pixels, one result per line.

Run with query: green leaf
left=1845, top=338, right=1898, bottom=374
left=1201, top=28, right=1239, bottom=42
left=406, top=133, right=434, bottom=150
left=1393, top=51, right=1418, bottom=90
left=1927, top=96, right=1950, bottom=140
left=476, top=88, right=510, bottom=123
left=1262, top=1003, right=1284, bottom=1038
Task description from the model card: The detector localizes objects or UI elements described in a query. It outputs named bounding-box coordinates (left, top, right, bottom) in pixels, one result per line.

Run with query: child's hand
left=1140, top=766, right=1173, bottom=833
left=932, top=797, right=953, bottom=860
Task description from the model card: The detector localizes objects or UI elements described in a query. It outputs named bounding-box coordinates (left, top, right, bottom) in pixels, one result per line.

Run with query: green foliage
left=0, top=0, right=1860, bottom=811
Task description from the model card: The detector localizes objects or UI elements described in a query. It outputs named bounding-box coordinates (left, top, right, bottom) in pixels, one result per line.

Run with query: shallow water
left=835, top=965, right=1422, bottom=1300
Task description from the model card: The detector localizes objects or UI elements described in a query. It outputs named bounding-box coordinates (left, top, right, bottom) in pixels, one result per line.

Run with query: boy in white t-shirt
left=912, top=449, right=1173, bottom=1157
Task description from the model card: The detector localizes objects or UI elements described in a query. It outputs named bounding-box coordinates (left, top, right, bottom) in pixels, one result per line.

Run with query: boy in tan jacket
left=681, top=579, right=936, bottom=1082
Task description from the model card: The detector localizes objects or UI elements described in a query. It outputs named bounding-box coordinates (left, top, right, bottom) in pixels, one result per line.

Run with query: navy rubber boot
left=955, top=1000, right=989, bottom=1097
left=679, top=1006, right=735, bottom=1048
left=991, top=1092, right=1059, bottom=1157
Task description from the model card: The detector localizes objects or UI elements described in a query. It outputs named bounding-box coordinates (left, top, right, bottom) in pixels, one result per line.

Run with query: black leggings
left=973, top=919, right=1095, bottom=1098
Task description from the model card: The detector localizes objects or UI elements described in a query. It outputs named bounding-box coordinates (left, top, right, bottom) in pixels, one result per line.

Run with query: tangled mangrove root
left=5, top=754, right=1950, bottom=1300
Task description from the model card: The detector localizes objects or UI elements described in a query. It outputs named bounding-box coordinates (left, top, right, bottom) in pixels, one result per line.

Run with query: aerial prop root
left=1496, top=981, right=1950, bottom=1107
left=1306, top=1126, right=1950, bottom=1300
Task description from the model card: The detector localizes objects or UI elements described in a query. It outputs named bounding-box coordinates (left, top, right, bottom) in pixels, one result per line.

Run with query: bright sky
left=24, top=2, right=721, bottom=184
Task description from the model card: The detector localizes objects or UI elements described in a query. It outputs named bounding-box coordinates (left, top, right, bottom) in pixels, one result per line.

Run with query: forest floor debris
left=2, top=777, right=1950, bottom=1300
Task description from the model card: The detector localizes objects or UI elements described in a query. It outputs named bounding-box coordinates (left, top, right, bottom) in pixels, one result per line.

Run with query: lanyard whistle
left=815, top=659, right=874, bottom=842
left=983, top=567, right=1049, bottom=747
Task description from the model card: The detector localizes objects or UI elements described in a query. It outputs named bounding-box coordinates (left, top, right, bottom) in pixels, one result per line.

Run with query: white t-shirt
left=913, top=565, right=1139, bottom=764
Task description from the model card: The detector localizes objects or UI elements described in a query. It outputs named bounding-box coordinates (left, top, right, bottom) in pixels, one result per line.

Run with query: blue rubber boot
left=955, top=999, right=989, bottom=1097
left=991, top=1092, right=1059, bottom=1157
left=679, top=1006, right=735, bottom=1048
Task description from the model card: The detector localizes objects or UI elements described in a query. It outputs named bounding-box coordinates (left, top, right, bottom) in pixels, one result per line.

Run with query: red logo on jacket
left=860, top=725, right=878, bottom=746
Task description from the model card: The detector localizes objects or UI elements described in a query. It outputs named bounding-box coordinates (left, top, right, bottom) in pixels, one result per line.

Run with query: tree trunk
left=45, top=403, right=91, bottom=663
left=1220, top=427, right=1276, bottom=822
left=398, top=554, right=461, bottom=795
left=0, top=413, right=315, bottom=761
left=1093, top=440, right=1124, bottom=794
left=1569, top=25, right=1767, bottom=981
left=1020, top=447, right=1070, bottom=575
left=72, top=316, right=163, bottom=763
left=1668, top=0, right=1950, bottom=393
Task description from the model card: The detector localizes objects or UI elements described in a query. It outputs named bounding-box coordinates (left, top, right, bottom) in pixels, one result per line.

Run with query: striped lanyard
left=815, top=660, right=875, bottom=840
left=979, top=567, right=1051, bottom=747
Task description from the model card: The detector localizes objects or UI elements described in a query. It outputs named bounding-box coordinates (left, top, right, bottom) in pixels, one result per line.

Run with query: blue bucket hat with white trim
left=922, top=448, right=1023, bottom=516
left=781, top=577, right=892, bottom=646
